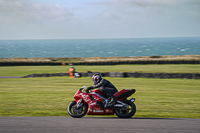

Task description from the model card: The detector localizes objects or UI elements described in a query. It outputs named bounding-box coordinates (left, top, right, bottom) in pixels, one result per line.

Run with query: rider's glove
left=86, top=86, right=93, bottom=93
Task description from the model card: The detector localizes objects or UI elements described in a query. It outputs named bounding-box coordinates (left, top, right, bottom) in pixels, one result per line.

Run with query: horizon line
left=0, top=36, right=200, bottom=41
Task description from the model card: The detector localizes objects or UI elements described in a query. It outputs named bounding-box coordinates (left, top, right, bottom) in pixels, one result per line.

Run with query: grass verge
left=0, top=64, right=200, bottom=76
left=0, top=77, right=199, bottom=118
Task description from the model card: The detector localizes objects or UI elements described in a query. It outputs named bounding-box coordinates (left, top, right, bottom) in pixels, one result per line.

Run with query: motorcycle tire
left=114, top=99, right=136, bottom=118
left=68, top=101, right=88, bottom=118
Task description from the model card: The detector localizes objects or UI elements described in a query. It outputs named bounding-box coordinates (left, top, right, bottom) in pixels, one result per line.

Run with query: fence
left=24, top=72, right=200, bottom=79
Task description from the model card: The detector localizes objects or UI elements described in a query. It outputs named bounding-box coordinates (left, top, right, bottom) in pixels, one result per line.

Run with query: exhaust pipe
left=114, top=104, right=123, bottom=107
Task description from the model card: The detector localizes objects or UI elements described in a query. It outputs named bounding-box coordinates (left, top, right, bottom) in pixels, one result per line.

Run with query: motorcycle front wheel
left=114, top=100, right=136, bottom=118
left=67, top=101, right=88, bottom=118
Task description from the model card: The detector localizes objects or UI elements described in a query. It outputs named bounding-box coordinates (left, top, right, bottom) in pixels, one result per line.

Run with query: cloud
left=0, top=0, right=77, bottom=39
left=105, top=0, right=200, bottom=18
left=0, top=0, right=73, bottom=23
left=0, top=0, right=200, bottom=39
left=109, top=0, right=200, bottom=6
left=73, top=0, right=199, bottom=39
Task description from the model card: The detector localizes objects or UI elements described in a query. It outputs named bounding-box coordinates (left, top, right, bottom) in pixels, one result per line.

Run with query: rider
left=86, top=73, right=118, bottom=107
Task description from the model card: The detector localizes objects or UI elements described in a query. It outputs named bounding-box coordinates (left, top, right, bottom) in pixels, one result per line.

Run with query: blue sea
left=0, top=37, right=200, bottom=58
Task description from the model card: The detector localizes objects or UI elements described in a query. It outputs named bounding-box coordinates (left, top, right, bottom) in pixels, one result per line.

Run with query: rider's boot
left=107, top=96, right=117, bottom=107
left=104, top=89, right=117, bottom=107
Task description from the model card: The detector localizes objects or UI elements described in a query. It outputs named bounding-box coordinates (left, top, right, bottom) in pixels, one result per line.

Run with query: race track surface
left=0, top=117, right=199, bottom=133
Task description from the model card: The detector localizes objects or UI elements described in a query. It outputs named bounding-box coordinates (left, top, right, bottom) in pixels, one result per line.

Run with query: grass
left=0, top=64, right=200, bottom=76
left=0, top=77, right=199, bottom=118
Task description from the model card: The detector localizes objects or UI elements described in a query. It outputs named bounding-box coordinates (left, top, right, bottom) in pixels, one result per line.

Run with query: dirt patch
left=82, top=55, right=200, bottom=62
left=0, top=55, right=200, bottom=63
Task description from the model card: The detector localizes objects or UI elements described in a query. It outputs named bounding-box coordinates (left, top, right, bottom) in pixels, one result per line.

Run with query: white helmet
left=92, top=73, right=102, bottom=85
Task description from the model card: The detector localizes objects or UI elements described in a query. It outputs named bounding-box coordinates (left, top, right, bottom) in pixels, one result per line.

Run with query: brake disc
left=73, top=105, right=83, bottom=113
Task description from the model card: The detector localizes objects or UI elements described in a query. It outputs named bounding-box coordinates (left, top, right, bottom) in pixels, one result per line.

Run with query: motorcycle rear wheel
left=114, top=100, right=136, bottom=118
left=68, top=101, right=88, bottom=118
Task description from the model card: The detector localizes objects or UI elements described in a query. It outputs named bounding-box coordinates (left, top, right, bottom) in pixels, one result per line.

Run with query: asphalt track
left=0, top=117, right=199, bottom=133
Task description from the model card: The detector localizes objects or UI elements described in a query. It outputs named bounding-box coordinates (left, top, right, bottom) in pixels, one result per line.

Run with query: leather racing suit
left=87, top=79, right=118, bottom=106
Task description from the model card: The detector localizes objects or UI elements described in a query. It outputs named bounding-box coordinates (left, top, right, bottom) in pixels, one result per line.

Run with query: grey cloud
left=96, top=0, right=200, bottom=38
left=0, top=0, right=73, bottom=23
left=0, top=0, right=200, bottom=39
left=0, top=0, right=77, bottom=39
left=110, top=0, right=200, bottom=6
left=105, top=0, right=200, bottom=18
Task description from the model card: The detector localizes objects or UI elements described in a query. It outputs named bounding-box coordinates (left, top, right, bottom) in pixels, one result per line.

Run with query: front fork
left=76, top=99, right=83, bottom=108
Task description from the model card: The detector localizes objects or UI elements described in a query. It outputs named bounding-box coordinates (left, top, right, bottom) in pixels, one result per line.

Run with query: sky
left=0, top=0, right=200, bottom=40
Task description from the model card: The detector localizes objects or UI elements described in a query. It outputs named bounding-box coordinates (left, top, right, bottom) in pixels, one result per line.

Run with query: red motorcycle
left=68, top=86, right=136, bottom=118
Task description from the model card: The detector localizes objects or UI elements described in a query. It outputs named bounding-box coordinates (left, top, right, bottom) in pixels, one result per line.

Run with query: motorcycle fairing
left=92, top=89, right=104, bottom=96
left=74, top=89, right=114, bottom=115
left=113, top=89, right=136, bottom=100
left=87, top=93, right=114, bottom=115
left=87, top=102, right=114, bottom=115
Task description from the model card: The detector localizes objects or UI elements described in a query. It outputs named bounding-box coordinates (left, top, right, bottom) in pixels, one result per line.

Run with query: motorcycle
left=68, top=86, right=136, bottom=118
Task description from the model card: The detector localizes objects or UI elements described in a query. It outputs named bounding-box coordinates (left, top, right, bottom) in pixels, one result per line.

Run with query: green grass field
left=0, top=64, right=200, bottom=76
left=0, top=77, right=199, bottom=118
left=0, top=64, right=200, bottom=118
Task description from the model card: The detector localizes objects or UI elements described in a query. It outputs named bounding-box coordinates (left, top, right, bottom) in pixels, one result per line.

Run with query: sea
left=0, top=37, right=200, bottom=58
